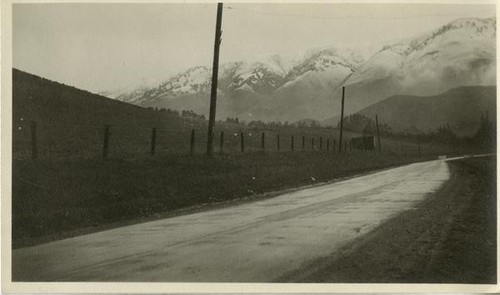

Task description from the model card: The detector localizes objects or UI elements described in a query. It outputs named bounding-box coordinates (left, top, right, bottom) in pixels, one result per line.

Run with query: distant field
left=14, top=117, right=470, bottom=160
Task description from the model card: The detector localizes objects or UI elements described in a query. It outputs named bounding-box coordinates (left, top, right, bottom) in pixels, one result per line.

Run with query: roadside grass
left=280, top=155, right=496, bottom=283
left=13, top=151, right=439, bottom=249
left=424, top=156, right=496, bottom=283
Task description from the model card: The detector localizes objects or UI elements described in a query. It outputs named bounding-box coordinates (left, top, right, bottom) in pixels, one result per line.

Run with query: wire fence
left=14, top=118, right=373, bottom=161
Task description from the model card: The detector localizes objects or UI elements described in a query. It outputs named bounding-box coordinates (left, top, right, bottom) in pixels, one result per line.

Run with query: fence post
left=417, top=136, right=421, bottom=157
left=291, top=135, right=294, bottom=151
left=333, top=139, right=336, bottom=151
left=312, top=137, right=315, bottom=150
left=339, top=87, right=346, bottom=153
left=261, top=132, right=265, bottom=151
left=277, top=134, right=280, bottom=151
left=302, top=136, right=305, bottom=150
left=30, top=121, right=38, bottom=160
left=103, top=124, right=111, bottom=159
left=150, top=127, right=157, bottom=156
left=220, top=131, right=224, bottom=153
left=376, top=115, right=382, bottom=154
left=320, top=136, right=323, bottom=150
left=240, top=132, right=245, bottom=153
left=327, top=138, right=330, bottom=151
left=190, top=129, right=195, bottom=156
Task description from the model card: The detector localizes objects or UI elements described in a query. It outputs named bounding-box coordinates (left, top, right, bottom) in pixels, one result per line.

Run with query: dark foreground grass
left=424, top=156, right=496, bottom=283
left=13, top=151, right=436, bottom=248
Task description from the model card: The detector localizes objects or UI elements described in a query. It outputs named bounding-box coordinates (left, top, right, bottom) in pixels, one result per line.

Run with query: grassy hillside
left=13, top=69, right=205, bottom=159
left=12, top=68, right=479, bottom=248
left=356, top=86, right=496, bottom=136
left=13, top=69, right=348, bottom=159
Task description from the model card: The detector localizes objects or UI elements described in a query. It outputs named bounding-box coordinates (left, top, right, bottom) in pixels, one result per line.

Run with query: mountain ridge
left=355, top=85, right=496, bottom=136
left=102, top=16, right=496, bottom=122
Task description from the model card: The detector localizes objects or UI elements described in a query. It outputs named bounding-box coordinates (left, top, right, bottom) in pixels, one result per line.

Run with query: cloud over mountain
left=102, top=17, right=496, bottom=124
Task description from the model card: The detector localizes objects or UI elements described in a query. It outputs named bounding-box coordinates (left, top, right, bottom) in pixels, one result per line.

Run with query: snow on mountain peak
left=104, top=16, right=495, bottom=121
left=344, top=17, right=495, bottom=87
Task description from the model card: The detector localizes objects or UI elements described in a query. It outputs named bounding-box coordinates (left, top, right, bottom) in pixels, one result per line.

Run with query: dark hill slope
left=356, top=86, right=496, bottom=136
left=13, top=68, right=168, bottom=125
left=12, top=69, right=208, bottom=159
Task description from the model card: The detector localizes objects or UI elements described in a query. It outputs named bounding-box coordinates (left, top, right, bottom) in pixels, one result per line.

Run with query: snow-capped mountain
left=224, top=55, right=292, bottom=94
left=334, top=17, right=496, bottom=116
left=110, top=66, right=212, bottom=104
left=103, top=17, right=496, bottom=123
left=346, top=18, right=495, bottom=89
left=99, top=76, right=164, bottom=103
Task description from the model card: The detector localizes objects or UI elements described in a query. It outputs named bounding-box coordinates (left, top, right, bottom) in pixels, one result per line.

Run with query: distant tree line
left=147, top=107, right=206, bottom=120
left=233, top=118, right=334, bottom=130
left=470, top=112, right=495, bottom=150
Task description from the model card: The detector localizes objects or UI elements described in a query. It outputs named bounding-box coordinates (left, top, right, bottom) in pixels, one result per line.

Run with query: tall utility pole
left=206, top=3, right=223, bottom=156
left=375, top=115, right=381, bottom=154
left=338, top=86, right=345, bottom=153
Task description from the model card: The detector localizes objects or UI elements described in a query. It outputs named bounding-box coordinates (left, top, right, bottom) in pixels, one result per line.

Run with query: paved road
left=13, top=159, right=451, bottom=282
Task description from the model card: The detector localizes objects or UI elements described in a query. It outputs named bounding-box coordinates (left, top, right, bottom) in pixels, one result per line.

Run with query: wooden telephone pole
left=206, top=3, right=223, bottom=156
left=338, top=86, right=345, bottom=153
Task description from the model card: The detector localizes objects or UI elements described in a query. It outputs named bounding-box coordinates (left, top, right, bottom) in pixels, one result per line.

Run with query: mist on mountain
left=101, top=17, right=496, bottom=128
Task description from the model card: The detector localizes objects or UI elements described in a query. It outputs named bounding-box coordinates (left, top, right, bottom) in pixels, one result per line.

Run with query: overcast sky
left=13, top=2, right=495, bottom=93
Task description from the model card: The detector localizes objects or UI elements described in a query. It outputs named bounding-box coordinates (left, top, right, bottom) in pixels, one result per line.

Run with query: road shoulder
left=278, top=156, right=496, bottom=283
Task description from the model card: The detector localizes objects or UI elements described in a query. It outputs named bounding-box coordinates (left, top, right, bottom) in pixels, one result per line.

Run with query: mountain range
left=102, top=17, right=496, bottom=125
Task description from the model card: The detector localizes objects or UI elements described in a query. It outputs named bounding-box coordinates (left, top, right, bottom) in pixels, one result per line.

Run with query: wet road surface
left=13, top=159, right=450, bottom=282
